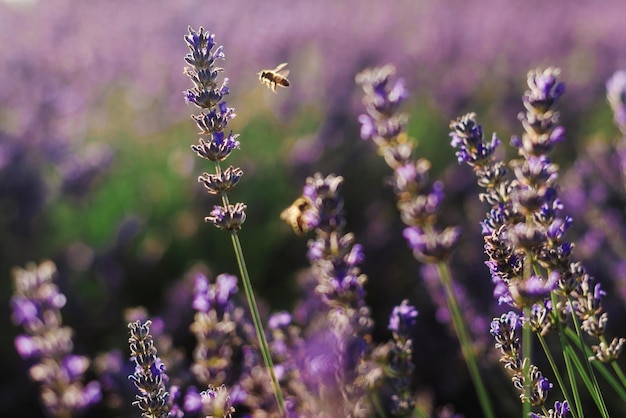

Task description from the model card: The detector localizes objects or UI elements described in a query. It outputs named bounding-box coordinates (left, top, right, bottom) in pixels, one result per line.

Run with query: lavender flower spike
left=356, top=65, right=460, bottom=262
left=11, top=260, right=101, bottom=417
left=128, top=319, right=177, bottom=418
left=184, top=26, right=286, bottom=414
left=184, top=26, right=245, bottom=229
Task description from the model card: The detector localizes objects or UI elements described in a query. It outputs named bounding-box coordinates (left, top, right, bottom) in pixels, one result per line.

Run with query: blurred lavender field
left=3, top=0, right=626, bottom=416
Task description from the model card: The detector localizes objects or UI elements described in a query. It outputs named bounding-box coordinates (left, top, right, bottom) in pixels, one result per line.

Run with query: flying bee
left=258, top=62, right=290, bottom=92
left=280, top=196, right=314, bottom=235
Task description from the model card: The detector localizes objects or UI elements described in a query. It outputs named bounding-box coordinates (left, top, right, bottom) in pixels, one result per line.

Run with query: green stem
left=547, top=292, right=581, bottom=418
left=369, top=390, right=387, bottom=418
left=566, top=297, right=609, bottom=418
left=522, top=306, right=532, bottom=418
left=230, top=230, right=286, bottom=416
left=536, top=331, right=579, bottom=418
left=612, top=361, right=626, bottom=391
left=564, top=328, right=626, bottom=403
left=436, top=262, right=496, bottom=418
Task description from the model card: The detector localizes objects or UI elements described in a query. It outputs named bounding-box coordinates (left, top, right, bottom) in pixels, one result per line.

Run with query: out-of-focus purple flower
left=10, top=260, right=102, bottom=417
left=282, top=172, right=375, bottom=416
left=189, top=271, right=249, bottom=388
left=357, top=65, right=460, bottom=262
left=192, top=272, right=238, bottom=317
left=382, top=299, right=419, bottom=416
left=268, top=311, right=292, bottom=330
left=388, top=300, right=418, bottom=337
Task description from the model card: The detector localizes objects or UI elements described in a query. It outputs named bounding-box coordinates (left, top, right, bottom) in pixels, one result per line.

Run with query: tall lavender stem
left=183, top=26, right=285, bottom=416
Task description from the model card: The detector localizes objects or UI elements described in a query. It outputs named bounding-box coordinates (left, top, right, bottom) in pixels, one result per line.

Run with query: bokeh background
left=2, top=0, right=626, bottom=416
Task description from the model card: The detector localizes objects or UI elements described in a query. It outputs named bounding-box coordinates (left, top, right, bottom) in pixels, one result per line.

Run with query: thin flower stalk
left=356, top=65, right=494, bottom=418
left=183, top=26, right=285, bottom=416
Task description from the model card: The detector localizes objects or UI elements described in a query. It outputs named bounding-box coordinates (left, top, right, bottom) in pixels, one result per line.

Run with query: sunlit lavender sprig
left=452, top=68, right=626, bottom=417
left=10, top=260, right=101, bottom=418
left=183, top=26, right=285, bottom=415
left=184, top=26, right=244, bottom=230
left=451, top=70, right=568, bottom=414
left=128, top=319, right=181, bottom=418
left=357, top=65, right=494, bottom=418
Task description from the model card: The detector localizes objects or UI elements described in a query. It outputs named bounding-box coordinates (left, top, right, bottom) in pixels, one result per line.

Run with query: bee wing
left=279, top=69, right=290, bottom=78
left=272, top=62, right=288, bottom=72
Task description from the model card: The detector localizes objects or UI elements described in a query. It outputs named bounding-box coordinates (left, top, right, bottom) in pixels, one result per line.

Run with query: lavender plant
left=281, top=171, right=482, bottom=417
left=281, top=173, right=375, bottom=416
left=356, top=65, right=495, bottom=418
left=8, top=7, right=626, bottom=417
left=182, top=26, right=285, bottom=415
left=450, top=68, right=626, bottom=417
left=10, top=260, right=101, bottom=418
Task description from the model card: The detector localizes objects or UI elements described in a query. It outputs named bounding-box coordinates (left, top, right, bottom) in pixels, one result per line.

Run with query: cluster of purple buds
left=356, top=65, right=460, bottom=263
left=10, top=260, right=101, bottom=417
left=184, top=26, right=245, bottom=230
left=450, top=69, right=569, bottom=311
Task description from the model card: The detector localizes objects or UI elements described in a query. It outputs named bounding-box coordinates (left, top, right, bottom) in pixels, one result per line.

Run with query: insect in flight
left=280, top=196, right=313, bottom=235
left=258, top=62, right=290, bottom=92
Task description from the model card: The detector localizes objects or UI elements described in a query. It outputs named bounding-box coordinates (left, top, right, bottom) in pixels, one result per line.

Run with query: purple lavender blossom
left=128, top=319, right=179, bottom=418
left=10, top=260, right=102, bottom=417
left=184, top=26, right=246, bottom=230
left=388, top=299, right=418, bottom=336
